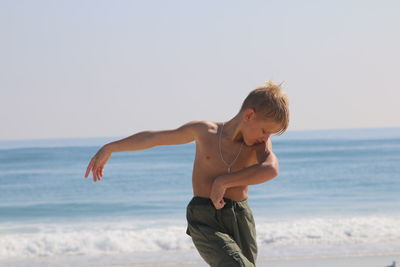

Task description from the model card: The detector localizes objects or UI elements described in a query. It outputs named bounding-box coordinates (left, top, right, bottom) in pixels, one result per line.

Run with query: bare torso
left=191, top=121, right=263, bottom=201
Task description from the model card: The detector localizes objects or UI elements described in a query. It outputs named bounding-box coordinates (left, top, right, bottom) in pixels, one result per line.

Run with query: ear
left=243, top=108, right=256, bottom=122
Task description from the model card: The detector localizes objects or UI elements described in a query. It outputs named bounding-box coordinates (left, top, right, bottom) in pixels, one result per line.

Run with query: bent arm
left=103, top=120, right=200, bottom=153
left=217, top=152, right=279, bottom=188
left=216, top=139, right=279, bottom=188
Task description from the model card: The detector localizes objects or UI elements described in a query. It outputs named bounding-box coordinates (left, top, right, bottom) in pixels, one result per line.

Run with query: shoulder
left=262, top=138, right=273, bottom=155
left=180, top=120, right=212, bottom=131
left=254, top=138, right=273, bottom=163
left=252, top=138, right=273, bottom=152
left=179, top=120, right=216, bottom=139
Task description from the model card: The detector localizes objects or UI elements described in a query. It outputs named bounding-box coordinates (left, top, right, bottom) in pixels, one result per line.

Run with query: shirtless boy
left=84, top=81, right=290, bottom=266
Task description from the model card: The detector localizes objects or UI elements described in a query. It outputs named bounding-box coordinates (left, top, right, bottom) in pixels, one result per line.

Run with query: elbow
left=270, top=165, right=279, bottom=178
left=262, top=163, right=279, bottom=180
left=261, top=151, right=279, bottom=180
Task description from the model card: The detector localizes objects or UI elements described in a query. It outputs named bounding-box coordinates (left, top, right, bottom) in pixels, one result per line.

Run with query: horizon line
left=1, top=125, right=400, bottom=143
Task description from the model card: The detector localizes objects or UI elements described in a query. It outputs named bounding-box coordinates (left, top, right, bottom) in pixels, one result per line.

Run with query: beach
left=0, top=128, right=399, bottom=267
left=97, top=254, right=399, bottom=267
left=90, top=253, right=400, bottom=267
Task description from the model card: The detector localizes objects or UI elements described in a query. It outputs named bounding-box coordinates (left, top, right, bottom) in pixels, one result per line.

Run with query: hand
left=84, top=146, right=112, bottom=182
left=210, top=176, right=227, bottom=210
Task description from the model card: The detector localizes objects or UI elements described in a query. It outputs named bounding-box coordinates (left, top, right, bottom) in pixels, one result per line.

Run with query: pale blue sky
left=1, top=0, right=399, bottom=140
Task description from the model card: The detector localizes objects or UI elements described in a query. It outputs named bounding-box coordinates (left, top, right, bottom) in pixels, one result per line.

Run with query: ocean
left=0, top=128, right=399, bottom=266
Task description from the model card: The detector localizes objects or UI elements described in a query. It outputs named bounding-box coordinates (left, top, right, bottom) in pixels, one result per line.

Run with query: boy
left=84, top=80, right=289, bottom=266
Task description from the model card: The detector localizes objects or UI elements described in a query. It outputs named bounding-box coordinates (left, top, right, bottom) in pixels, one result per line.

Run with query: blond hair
left=240, top=80, right=290, bottom=135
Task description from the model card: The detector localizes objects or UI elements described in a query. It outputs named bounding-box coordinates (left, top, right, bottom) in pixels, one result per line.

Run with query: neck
left=222, top=113, right=243, bottom=143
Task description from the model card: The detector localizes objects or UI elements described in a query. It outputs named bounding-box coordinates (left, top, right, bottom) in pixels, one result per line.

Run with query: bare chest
left=193, top=136, right=256, bottom=179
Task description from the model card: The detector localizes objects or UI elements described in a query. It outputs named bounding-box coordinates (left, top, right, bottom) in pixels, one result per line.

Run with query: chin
left=244, top=140, right=252, bottom=147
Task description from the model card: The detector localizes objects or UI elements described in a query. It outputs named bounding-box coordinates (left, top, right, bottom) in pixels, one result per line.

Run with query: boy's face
left=242, top=109, right=283, bottom=147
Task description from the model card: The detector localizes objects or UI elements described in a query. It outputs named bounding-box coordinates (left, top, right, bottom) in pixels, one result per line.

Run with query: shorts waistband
left=189, top=196, right=248, bottom=209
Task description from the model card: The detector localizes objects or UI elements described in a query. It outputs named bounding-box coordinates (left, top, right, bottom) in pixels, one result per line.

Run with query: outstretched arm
left=84, top=120, right=201, bottom=182
left=102, top=120, right=200, bottom=152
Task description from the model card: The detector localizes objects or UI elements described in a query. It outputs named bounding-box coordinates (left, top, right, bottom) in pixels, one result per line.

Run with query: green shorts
left=186, top=196, right=258, bottom=267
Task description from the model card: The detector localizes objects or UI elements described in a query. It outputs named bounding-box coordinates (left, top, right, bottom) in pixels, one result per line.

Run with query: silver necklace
left=219, top=122, right=244, bottom=173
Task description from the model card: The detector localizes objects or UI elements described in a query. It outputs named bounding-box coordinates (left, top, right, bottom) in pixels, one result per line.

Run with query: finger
left=93, top=167, right=98, bottom=182
left=85, top=160, right=95, bottom=178
left=96, top=167, right=100, bottom=181
left=98, top=166, right=103, bottom=179
left=97, top=167, right=102, bottom=180
left=98, top=167, right=103, bottom=180
left=93, top=164, right=101, bottom=182
left=213, top=201, right=221, bottom=210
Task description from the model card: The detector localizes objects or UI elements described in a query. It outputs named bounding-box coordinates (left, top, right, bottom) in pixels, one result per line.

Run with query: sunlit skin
left=208, top=108, right=284, bottom=208
left=85, top=107, right=284, bottom=210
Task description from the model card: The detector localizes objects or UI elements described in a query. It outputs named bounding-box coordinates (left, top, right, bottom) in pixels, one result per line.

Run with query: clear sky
left=1, top=0, right=399, bottom=140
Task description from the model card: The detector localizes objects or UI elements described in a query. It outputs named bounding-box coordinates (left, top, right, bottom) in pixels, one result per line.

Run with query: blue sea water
left=0, top=128, right=399, bottom=266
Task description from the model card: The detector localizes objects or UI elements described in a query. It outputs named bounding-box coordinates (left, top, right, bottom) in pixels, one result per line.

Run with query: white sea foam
left=1, top=215, right=399, bottom=261
left=0, top=219, right=193, bottom=258
left=256, top=215, right=400, bottom=246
